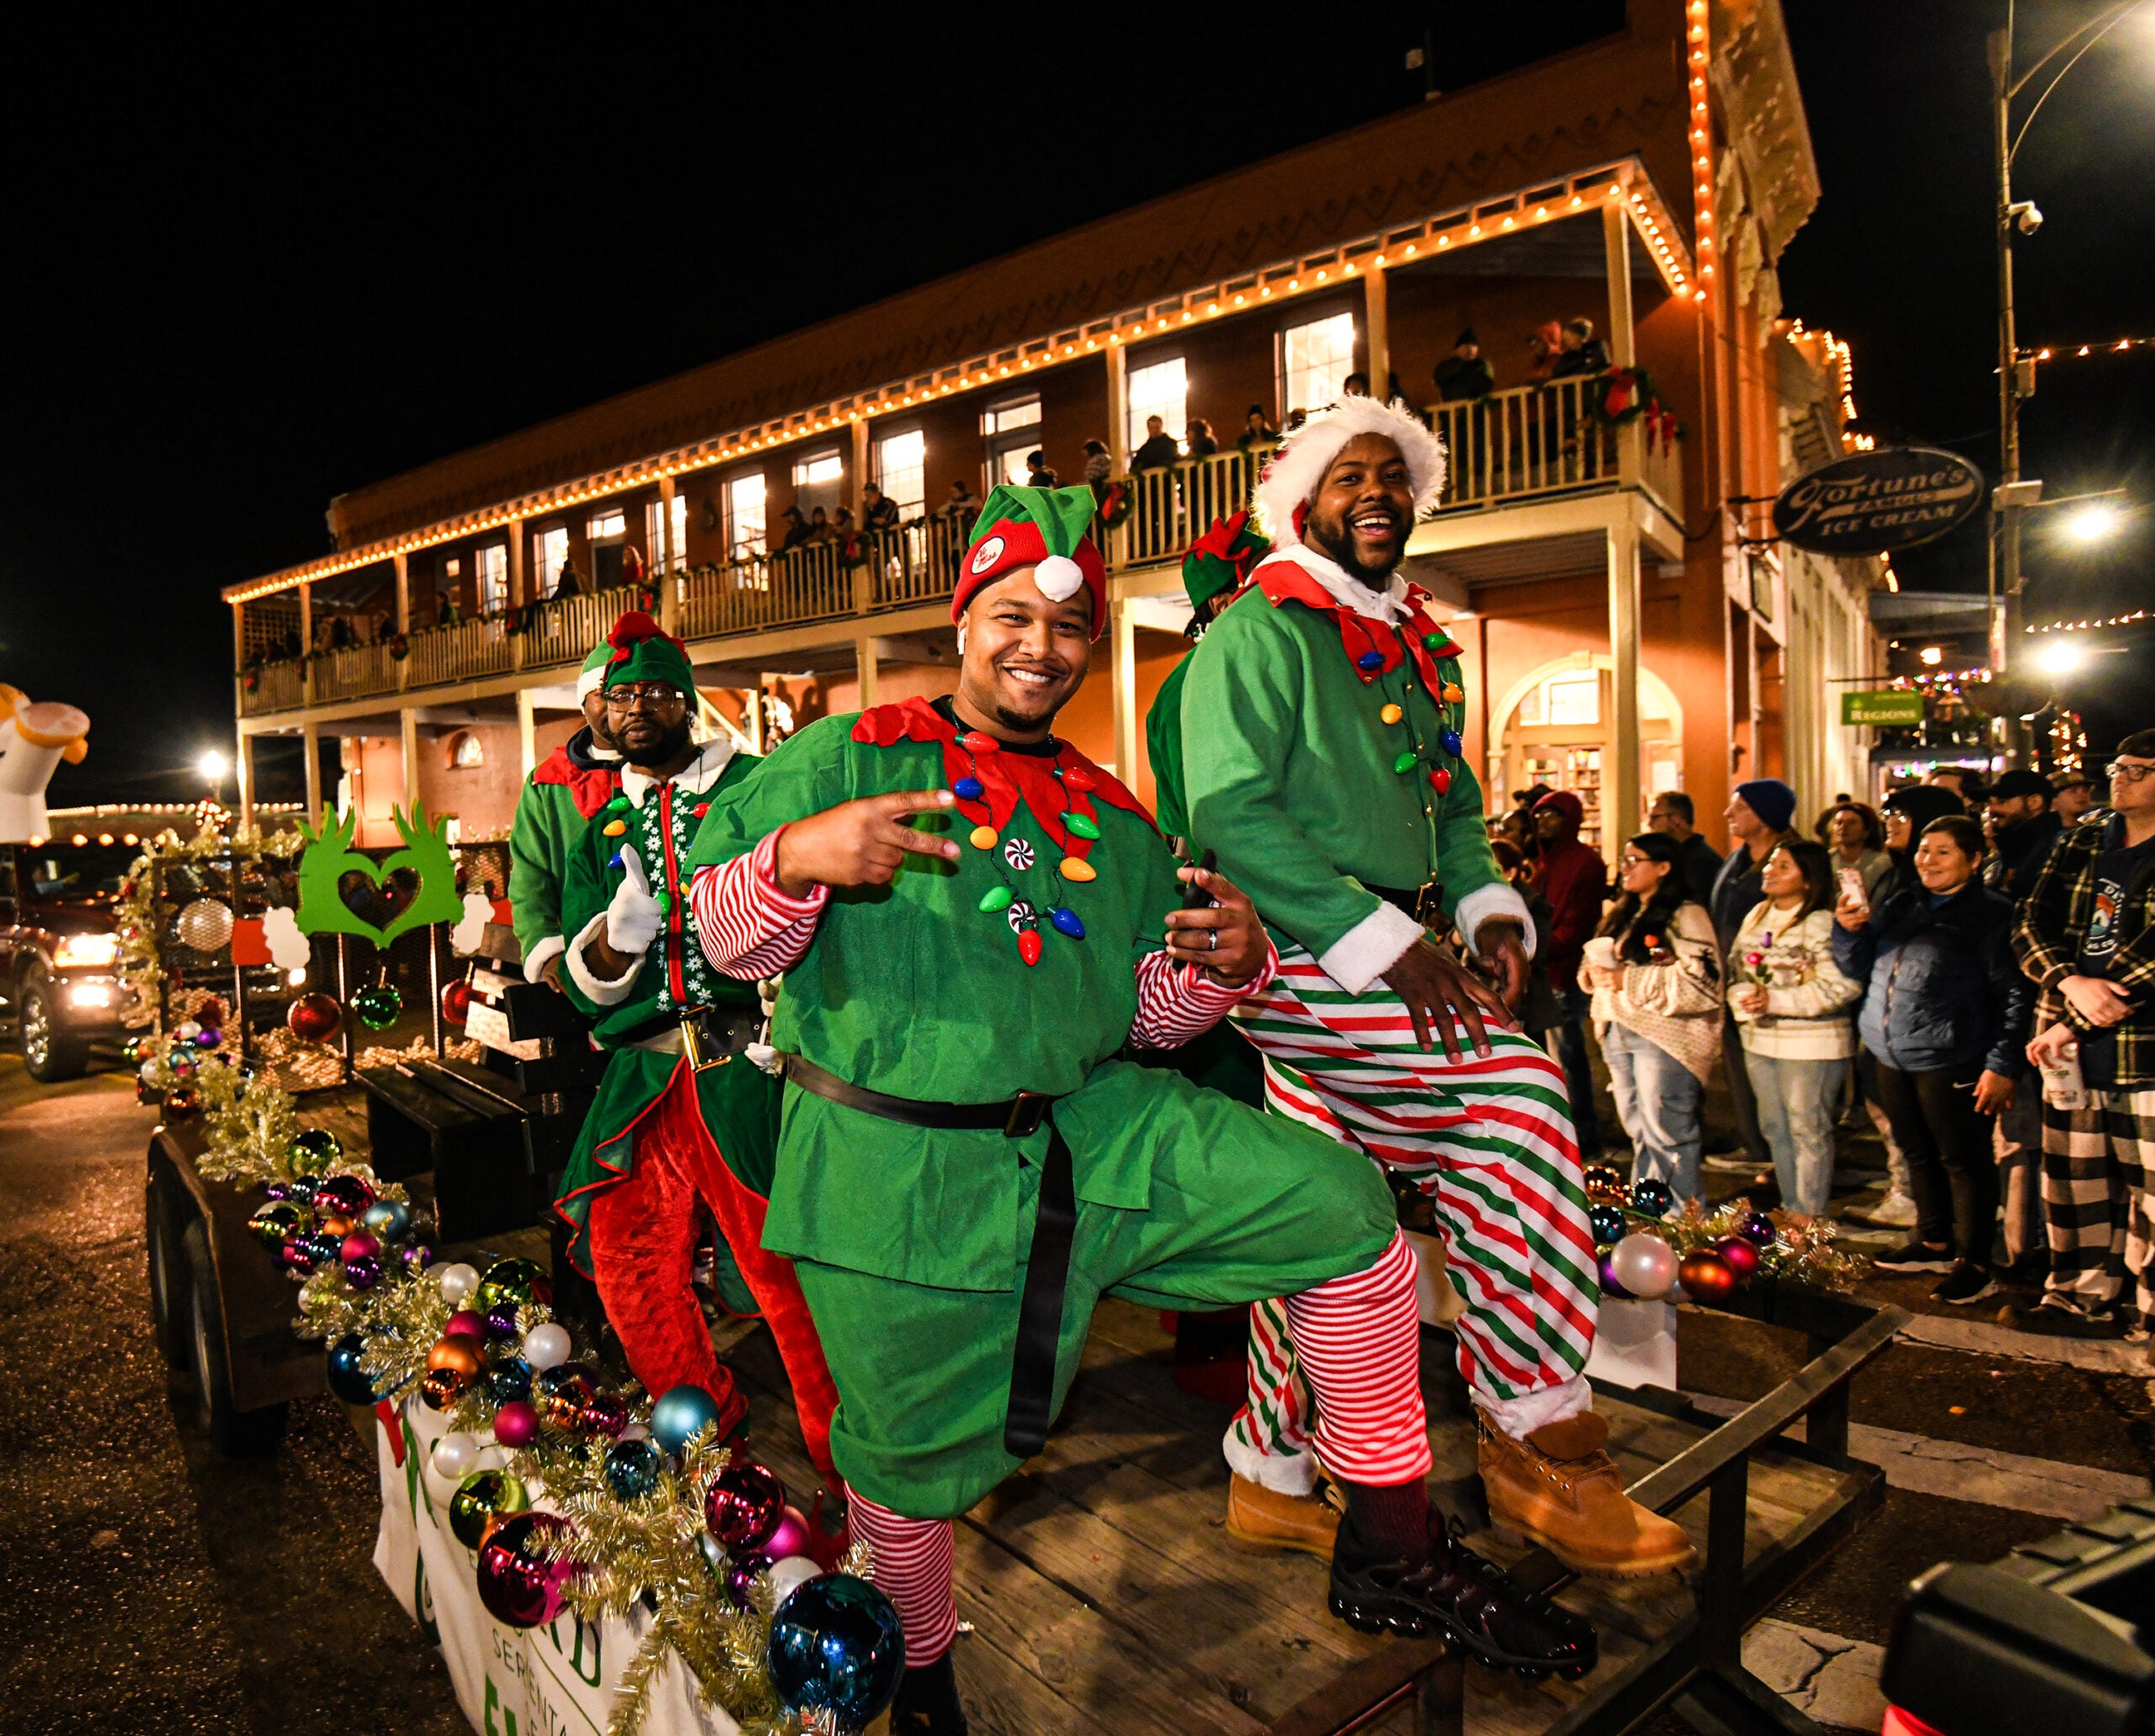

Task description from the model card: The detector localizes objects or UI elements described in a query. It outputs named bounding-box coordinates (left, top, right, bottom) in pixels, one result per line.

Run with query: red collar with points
left=530, top=745, right=621, bottom=819
left=1227, top=556, right=1462, bottom=694
left=850, top=695, right=1154, bottom=855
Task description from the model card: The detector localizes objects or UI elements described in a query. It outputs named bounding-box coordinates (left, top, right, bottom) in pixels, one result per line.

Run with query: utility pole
left=1988, top=26, right=2027, bottom=769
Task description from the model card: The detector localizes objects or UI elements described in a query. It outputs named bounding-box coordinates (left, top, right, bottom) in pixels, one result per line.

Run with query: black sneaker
left=1328, top=1513, right=1597, bottom=1681
left=1996, top=1299, right=2126, bottom=1339
left=1870, top=1241, right=1957, bottom=1275
left=2005, top=1251, right=2050, bottom=1288
left=1932, top=1262, right=1998, bottom=1307
left=891, top=1654, right=968, bottom=1736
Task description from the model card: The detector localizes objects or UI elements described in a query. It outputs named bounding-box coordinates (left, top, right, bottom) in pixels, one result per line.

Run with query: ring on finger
left=1206, top=928, right=1218, bottom=951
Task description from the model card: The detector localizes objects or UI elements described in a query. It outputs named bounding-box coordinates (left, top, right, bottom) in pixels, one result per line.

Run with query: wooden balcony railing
left=239, top=396, right=1682, bottom=718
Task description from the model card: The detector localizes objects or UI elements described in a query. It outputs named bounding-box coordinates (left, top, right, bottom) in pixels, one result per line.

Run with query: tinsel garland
left=114, top=820, right=305, bottom=1017
left=1656, top=1195, right=1866, bottom=1291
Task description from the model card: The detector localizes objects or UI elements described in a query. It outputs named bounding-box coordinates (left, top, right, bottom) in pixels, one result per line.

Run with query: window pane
left=1546, top=674, right=1599, bottom=727
left=791, top=450, right=844, bottom=486
left=476, top=544, right=508, bottom=614
left=644, top=496, right=688, bottom=572
left=588, top=509, right=625, bottom=541
left=1127, top=358, right=1188, bottom=455
left=1280, top=312, right=1357, bottom=420
left=998, top=445, right=1033, bottom=486
left=535, top=526, right=569, bottom=596
left=981, top=395, right=1040, bottom=436
left=724, top=474, right=767, bottom=561
left=875, top=429, right=926, bottom=519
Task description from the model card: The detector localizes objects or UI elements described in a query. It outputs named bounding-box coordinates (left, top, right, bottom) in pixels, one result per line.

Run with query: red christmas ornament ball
left=440, top=979, right=473, bottom=1027
left=1716, top=1235, right=1761, bottom=1281
left=287, top=993, right=343, bottom=1044
left=704, top=1460, right=786, bottom=1552
left=444, top=1309, right=489, bottom=1341
left=1676, top=1249, right=1738, bottom=1303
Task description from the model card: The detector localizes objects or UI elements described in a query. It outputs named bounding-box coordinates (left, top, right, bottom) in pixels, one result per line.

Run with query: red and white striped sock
left=1282, top=1231, right=1432, bottom=1484
left=849, top=1494, right=957, bottom=1666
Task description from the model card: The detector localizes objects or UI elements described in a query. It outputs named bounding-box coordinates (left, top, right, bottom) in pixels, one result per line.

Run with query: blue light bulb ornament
left=1439, top=728, right=1463, bottom=757
left=952, top=775, right=984, bottom=802
left=1355, top=651, right=1385, bottom=673
left=1049, top=907, right=1086, bottom=940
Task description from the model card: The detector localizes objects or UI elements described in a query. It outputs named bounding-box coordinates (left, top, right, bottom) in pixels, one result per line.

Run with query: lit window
left=980, top=396, right=1040, bottom=437
left=645, top=494, right=688, bottom=572
left=724, top=473, right=767, bottom=561
left=442, top=555, right=462, bottom=578
left=1546, top=674, right=1600, bottom=727
left=875, top=429, right=926, bottom=520
left=791, top=450, right=843, bottom=487
left=448, top=731, right=485, bottom=769
left=534, top=525, right=569, bottom=596
left=1280, top=312, right=1358, bottom=418
left=1127, top=359, right=1188, bottom=454
left=588, top=509, right=626, bottom=541
left=998, top=446, right=1036, bottom=486
left=475, top=544, right=508, bottom=615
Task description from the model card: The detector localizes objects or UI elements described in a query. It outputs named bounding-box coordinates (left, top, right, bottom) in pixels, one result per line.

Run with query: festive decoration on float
left=352, top=982, right=403, bottom=1029
left=286, top=992, right=343, bottom=1043
left=765, top=1575, right=907, bottom=1732
left=1592, top=1195, right=1863, bottom=1302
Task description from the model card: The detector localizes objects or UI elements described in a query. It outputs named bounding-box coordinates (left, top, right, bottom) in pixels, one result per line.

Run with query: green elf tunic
left=508, top=725, right=623, bottom=982
left=1181, top=549, right=1519, bottom=988
left=1145, top=510, right=1269, bottom=849
left=687, top=695, right=1396, bottom=1518
left=553, top=739, right=780, bottom=1275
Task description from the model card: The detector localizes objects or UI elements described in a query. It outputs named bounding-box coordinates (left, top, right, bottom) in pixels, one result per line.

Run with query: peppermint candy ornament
left=1005, top=898, right=1036, bottom=933
left=1003, top=838, right=1035, bottom=872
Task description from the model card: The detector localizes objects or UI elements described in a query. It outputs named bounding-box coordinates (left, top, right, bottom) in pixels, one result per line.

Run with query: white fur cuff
left=1452, top=882, right=1536, bottom=960
left=1317, top=900, right=1426, bottom=996
left=1221, top=1424, right=1319, bottom=1497
left=562, top=910, right=641, bottom=1005
left=1471, top=1374, right=1592, bottom=1441
left=521, top=934, right=566, bottom=986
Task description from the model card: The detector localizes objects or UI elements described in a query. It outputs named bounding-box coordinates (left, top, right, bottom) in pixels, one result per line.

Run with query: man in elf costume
left=1146, top=510, right=1269, bottom=848
left=508, top=642, right=625, bottom=988
left=551, top=611, right=842, bottom=1485
left=689, top=486, right=1594, bottom=1734
left=1182, top=397, right=1691, bottom=1579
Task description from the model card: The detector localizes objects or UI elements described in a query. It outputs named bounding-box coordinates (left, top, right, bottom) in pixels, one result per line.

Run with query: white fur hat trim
left=1034, top=553, right=1084, bottom=602
left=1253, top=397, right=1447, bottom=544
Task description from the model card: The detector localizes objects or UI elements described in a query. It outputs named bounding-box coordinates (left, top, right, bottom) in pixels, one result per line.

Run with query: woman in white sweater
left=1729, top=839, right=1864, bottom=1218
left=1582, top=832, right=1724, bottom=1203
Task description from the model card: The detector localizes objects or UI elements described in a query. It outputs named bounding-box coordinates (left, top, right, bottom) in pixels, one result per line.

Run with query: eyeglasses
left=604, top=684, right=688, bottom=712
left=1619, top=853, right=1654, bottom=867
left=2107, top=760, right=2155, bottom=784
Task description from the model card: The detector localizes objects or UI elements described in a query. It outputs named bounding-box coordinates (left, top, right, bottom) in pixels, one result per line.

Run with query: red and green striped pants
left=1224, top=944, right=1599, bottom=1487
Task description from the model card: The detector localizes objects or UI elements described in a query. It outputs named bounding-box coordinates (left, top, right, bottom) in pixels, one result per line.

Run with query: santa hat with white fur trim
left=573, top=641, right=615, bottom=702
left=952, top=484, right=1109, bottom=639
left=1253, top=397, right=1447, bottom=546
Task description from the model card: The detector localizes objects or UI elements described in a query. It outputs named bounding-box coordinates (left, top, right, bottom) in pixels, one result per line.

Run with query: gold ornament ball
left=421, top=1366, right=472, bottom=1410
left=427, top=1333, right=487, bottom=1381
left=175, top=897, right=236, bottom=952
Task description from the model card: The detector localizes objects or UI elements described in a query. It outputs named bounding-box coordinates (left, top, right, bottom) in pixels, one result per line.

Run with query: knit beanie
left=1733, top=778, right=1796, bottom=833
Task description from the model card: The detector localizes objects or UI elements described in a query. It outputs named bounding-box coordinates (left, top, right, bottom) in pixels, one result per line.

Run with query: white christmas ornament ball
left=176, top=897, right=235, bottom=952
left=521, top=1323, right=572, bottom=1371
left=767, top=1556, right=823, bottom=1606
left=435, top=1262, right=482, bottom=1307
left=138, top=1058, right=160, bottom=1084
left=1610, top=1232, right=1679, bottom=1302
left=430, top=1430, right=480, bottom=1482
left=174, top=1019, right=202, bottom=1041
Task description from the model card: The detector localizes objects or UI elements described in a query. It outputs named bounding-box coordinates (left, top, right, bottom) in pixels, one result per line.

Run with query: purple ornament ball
left=1598, top=1249, right=1633, bottom=1299
left=581, top=1392, right=629, bottom=1439
left=476, top=1513, right=575, bottom=1628
left=726, top=1555, right=771, bottom=1610
left=343, top=1254, right=384, bottom=1290
left=401, top=1243, right=436, bottom=1274
left=263, top=1181, right=292, bottom=1202
left=485, top=1303, right=522, bottom=1339
left=1740, top=1211, right=1777, bottom=1247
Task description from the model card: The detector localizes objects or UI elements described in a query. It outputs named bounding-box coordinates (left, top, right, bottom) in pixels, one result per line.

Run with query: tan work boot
left=1225, top=1472, right=1342, bottom=1560
left=1477, top=1410, right=1695, bottom=1579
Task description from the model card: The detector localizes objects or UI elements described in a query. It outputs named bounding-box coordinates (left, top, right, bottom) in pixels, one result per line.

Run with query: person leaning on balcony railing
left=1131, top=415, right=1179, bottom=471
left=862, top=482, right=902, bottom=535
left=1236, top=404, right=1280, bottom=452
left=1433, top=329, right=1496, bottom=402
left=1024, top=450, right=1058, bottom=487
left=1184, top=418, right=1217, bottom=461
left=1549, top=317, right=1610, bottom=381
left=1080, top=439, right=1112, bottom=489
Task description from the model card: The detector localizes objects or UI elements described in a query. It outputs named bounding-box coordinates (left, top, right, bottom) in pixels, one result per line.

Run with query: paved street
left=1, top=1051, right=2148, bottom=1733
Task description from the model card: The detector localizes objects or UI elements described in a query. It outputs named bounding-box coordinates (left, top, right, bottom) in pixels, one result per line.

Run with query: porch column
left=745, top=683, right=764, bottom=756
left=302, top=720, right=323, bottom=817
left=1109, top=596, right=1138, bottom=783
left=298, top=581, right=316, bottom=706
left=1105, top=342, right=1130, bottom=473
left=1363, top=263, right=1391, bottom=392
left=392, top=551, right=412, bottom=695
left=508, top=518, right=527, bottom=608
left=236, top=732, right=256, bottom=828
left=1603, top=200, right=1642, bottom=488
left=1606, top=516, right=1642, bottom=845
left=657, top=477, right=681, bottom=634
left=400, top=707, right=421, bottom=813
left=851, top=417, right=871, bottom=519
left=854, top=635, right=879, bottom=711
left=515, top=687, right=537, bottom=781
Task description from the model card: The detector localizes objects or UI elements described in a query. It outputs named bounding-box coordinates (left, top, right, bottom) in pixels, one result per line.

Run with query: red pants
left=584, top=1062, right=842, bottom=1483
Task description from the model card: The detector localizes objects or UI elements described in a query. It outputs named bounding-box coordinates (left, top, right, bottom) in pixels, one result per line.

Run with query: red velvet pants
left=584, top=1062, right=841, bottom=1483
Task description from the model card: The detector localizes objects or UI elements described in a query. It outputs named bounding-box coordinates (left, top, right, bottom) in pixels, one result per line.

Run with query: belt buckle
left=1004, top=1091, right=1051, bottom=1138
left=1413, top=881, right=1445, bottom=929
left=679, top=1009, right=731, bottom=1073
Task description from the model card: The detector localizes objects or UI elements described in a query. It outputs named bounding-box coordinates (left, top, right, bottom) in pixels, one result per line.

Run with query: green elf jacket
left=1180, top=548, right=1527, bottom=993
left=552, top=739, right=780, bottom=1276
left=686, top=696, right=1392, bottom=1512
left=1145, top=651, right=1196, bottom=845
left=508, top=726, right=622, bottom=983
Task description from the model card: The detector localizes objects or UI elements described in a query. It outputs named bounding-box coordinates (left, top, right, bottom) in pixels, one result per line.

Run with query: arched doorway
left=1488, top=653, right=1684, bottom=858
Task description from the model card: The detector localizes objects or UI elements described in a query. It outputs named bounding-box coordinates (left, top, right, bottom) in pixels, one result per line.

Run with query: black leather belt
left=614, top=1004, right=761, bottom=1056
left=784, top=1053, right=1074, bottom=1458
left=1368, top=880, right=1447, bottom=929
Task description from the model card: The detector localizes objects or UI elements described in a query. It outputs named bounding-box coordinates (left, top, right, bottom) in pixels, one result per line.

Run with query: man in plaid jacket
left=2009, top=730, right=2155, bottom=1337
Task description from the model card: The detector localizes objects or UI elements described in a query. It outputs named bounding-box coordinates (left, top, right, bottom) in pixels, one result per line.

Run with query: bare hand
left=1477, top=917, right=1531, bottom=1010
left=1162, top=865, right=1268, bottom=987
left=2027, top=1020, right=2077, bottom=1068
left=1972, top=1068, right=2015, bottom=1115
left=1732, top=982, right=1768, bottom=1015
left=774, top=790, right=959, bottom=894
left=1834, top=894, right=1870, bottom=932
left=1381, top=935, right=1514, bottom=1062
left=2061, top=973, right=2132, bottom=1029
left=540, top=956, right=566, bottom=993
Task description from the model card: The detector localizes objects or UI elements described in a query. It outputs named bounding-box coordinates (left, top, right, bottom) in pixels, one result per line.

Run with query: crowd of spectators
left=1498, top=738, right=2155, bottom=1339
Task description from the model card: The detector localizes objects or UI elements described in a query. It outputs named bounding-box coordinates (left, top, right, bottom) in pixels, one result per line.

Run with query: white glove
left=605, top=846, right=663, bottom=958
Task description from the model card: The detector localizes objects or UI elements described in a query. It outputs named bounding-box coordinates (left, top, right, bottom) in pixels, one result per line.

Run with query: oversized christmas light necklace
left=950, top=727, right=1098, bottom=967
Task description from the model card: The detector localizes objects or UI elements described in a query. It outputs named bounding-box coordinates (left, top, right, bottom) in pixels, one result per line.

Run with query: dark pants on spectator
left=1548, top=986, right=1603, bottom=1158
left=1721, top=1009, right=1771, bottom=1167
left=1876, top=1062, right=1998, bottom=1268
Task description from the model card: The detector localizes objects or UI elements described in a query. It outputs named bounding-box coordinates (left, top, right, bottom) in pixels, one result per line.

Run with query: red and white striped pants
left=1226, top=944, right=1598, bottom=1477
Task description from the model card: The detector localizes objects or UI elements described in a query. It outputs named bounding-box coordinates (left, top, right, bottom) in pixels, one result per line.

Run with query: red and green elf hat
left=1183, top=510, right=1269, bottom=614
left=603, top=610, right=696, bottom=692
left=953, top=484, right=1109, bottom=639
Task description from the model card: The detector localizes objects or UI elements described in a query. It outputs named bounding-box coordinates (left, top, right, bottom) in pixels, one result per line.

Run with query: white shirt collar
left=1258, top=546, right=1415, bottom=623
left=619, top=738, right=737, bottom=807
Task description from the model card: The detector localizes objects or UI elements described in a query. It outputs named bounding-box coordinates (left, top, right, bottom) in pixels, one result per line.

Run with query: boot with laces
left=1477, top=1409, right=1695, bottom=1579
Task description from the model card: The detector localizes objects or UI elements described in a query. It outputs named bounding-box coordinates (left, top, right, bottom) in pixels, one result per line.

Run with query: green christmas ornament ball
left=475, top=1258, right=551, bottom=1318
left=287, top=1128, right=343, bottom=1176
left=352, top=984, right=403, bottom=1030
left=450, top=1469, right=529, bottom=1549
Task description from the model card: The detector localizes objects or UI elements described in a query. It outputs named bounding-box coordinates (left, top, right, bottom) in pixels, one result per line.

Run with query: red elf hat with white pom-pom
left=951, top=484, right=1109, bottom=639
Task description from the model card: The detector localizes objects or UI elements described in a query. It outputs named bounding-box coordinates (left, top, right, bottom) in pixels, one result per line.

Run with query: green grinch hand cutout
left=293, top=803, right=466, bottom=947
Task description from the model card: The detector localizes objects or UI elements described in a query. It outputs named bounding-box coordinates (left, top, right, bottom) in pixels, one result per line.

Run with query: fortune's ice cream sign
left=1772, top=447, right=1983, bottom=556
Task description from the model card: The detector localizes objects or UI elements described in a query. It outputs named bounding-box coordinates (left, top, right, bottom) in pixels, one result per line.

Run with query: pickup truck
left=0, top=836, right=138, bottom=1079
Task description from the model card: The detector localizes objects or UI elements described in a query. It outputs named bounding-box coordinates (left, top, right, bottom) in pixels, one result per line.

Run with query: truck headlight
left=54, top=934, right=120, bottom=968
left=67, top=981, right=114, bottom=1008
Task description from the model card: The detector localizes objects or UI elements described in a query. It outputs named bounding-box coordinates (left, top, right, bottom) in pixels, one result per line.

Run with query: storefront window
left=1127, top=359, right=1188, bottom=455
left=1280, top=312, right=1357, bottom=420
left=875, top=429, right=926, bottom=520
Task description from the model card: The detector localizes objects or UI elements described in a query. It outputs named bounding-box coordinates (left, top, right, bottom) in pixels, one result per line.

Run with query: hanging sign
left=1841, top=690, right=1925, bottom=727
left=1772, top=447, right=1984, bottom=555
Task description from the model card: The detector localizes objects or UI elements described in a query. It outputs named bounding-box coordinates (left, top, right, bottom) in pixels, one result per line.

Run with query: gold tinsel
left=1655, top=1195, right=1866, bottom=1291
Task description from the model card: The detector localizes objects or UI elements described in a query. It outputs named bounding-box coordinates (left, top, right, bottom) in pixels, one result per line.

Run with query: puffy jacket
left=1833, top=881, right=2030, bottom=1078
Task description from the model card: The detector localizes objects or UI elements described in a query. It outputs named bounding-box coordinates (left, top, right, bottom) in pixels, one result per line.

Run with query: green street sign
left=1842, top=690, right=1924, bottom=727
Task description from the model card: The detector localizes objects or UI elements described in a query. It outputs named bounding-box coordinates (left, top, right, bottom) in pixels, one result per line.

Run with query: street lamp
left=199, top=749, right=228, bottom=804
left=2064, top=502, right=2123, bottom=544
left=2036, top=638, right=2084, bottom=678
left=1987, top=3, right=2141, bottom=763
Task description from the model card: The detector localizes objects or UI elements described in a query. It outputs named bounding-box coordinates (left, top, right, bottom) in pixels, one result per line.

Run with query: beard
left=621, top=713, right=694, bottom=768
left=1305, top=504, right=1404, bottom=588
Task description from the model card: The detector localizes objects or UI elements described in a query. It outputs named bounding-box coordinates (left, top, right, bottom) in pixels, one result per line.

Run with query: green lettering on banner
left=404, top=1415, right=423, bottom=1520
left=546, top=1613, right=603, bottom=1687
left=1841, top=690, right=1924, bottom=727
left=484, top=1676, right=503, bottom=1736
left=415, top=1555, right=439, bottom=1647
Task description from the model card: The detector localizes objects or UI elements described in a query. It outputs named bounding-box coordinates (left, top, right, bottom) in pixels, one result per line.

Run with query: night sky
left=6, top=2, right=2150, bottom=807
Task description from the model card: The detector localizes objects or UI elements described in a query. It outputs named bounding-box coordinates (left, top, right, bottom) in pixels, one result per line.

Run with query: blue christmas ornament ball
left=327, top=1332, right=383, bottom=1405
left=361, top=1199, right=411, bottom=1241
left=487, top=1361, right=533, bottom=1405
left=1630, top=1178, right=1675, bottom=1219
left=766, top=1574, right=907, bottom=1728
left=604, top=1436, right=665, bottom=1501
left=1588, top=1203, right=1626, bottom=1247
left=649, top=1383, right=727, bottom=1457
